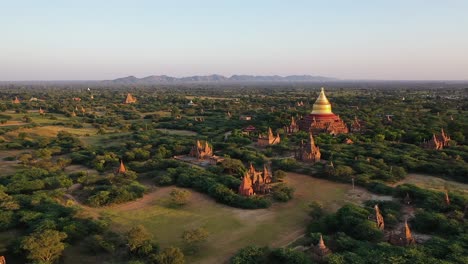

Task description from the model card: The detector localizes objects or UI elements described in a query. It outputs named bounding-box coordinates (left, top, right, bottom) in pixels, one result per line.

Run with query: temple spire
left=375, top=204, right=385, bottom=230
left=117, top=160, right=126, bottom=174
left=405, top=220, right=414, bottom=244
left=445, top=190, right=450, bottom=205
left=318, top=235, right=326, bottom=249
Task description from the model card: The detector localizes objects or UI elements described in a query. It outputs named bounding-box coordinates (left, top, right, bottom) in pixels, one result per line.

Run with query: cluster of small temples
left=421, top=129, right=451, bottom=150
left=238, top=163, right=272, bottom=196
left=372, top=203, right=417, bottom=246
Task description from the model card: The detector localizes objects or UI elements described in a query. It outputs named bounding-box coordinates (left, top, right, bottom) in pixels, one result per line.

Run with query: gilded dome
left=311, top=87, right=332, bottom=114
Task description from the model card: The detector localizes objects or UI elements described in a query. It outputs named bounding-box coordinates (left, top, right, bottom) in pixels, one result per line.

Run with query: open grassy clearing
left=140, top=110, right=172, bottom=118
left=0, top=150, right=27, bottom=176
left=3, top=125, right=98, bottom=141
left=3, top=112, right=75, bottom=124
left=155, top=128, right=198, bottom=136
left=393, top=173, right=468, bottom=194
left=79, top=132, right=132, bottom=147
left=84, top=173, right=390, bottom=264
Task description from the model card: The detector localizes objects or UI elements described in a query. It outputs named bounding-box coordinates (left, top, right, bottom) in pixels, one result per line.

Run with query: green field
left=155, top=128, right=198, bottom=136
left=395, top=173, right=468, bottom=194
left=87, top=173, right=390, bottom=264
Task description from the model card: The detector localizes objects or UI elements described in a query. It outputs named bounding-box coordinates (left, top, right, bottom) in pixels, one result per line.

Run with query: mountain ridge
left=104, top=74, right=337, bottom=84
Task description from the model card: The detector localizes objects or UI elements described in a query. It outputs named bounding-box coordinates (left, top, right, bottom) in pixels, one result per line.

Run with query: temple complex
left=285, top=116, right=299, bottom=134
left=295, top=132, right=321, bottom=163
left=257, top=127, right=281, bottom=146
left=12, top=97, right=20, bottom=104
left=174, top=140, right=224, bottom=166
left=116, top=160, right=126, bottom=174
left=189, top=140, right=213, bottom=160
left=39, top=107, right=45, bottom=115
left=238, top=163, right=272, bottom=196
left=298, top=88, right=348, bottom=135
left=421, top=129, right=451, bottom=150
left=124, top=93, right=137, bottom=104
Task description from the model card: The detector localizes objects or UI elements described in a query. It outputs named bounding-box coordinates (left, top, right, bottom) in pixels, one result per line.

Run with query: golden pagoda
left=298, top=87, right=348, bottom=135
left=311, top=88, right=332, bottom=114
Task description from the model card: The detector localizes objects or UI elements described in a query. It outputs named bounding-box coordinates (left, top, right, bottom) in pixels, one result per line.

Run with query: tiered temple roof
left=239, top=163, right=272, bottom=196
left=124, top=93, right=137, bottom=104
left=189, top=140, right=213, bottom=160
left=312, top=235, right=331, bottom=261
left=285, top=116, right=299, bottom=134
left=238, top=174, right=254, bottom=196
left=298, top=88, right=348, bottom=135
left=350, top=116, right=364, bottom=133
left=257, top=127, right=281, bottom=146
left=295, top=132, right=321, bottom=163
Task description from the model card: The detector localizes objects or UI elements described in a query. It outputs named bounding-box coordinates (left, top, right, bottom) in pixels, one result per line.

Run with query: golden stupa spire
left=311, top=87, right=332, bottom=114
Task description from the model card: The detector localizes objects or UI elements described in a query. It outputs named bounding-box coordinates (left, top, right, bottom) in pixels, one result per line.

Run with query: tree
left=272, top=170, right=286, bottom=182
left=221, top=158, right=245, bottom=175
left=153, top=247, right=185, bottom=264
left=169, top=189, right=191, bottom=207
left=21, top=229, right=67, bottom=263
left=181, top=227, right=209, bottom=254
left=126, top=225, right=153, bottom=254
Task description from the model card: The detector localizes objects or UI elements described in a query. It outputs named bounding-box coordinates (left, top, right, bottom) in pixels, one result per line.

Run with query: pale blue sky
left=1, top=0, right=467, bottom=80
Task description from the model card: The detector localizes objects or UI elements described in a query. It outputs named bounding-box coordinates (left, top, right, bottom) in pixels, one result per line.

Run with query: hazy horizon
left=2, top=0, right=468, bottom=81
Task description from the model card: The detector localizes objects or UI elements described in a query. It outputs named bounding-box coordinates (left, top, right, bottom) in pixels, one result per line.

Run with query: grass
left=140, top=111, right=172, bottom=118
left=4, top=125, right=98, bottom=141
left=156, top=128, right=198, bottom=136
left=3, top=112, right=74, bottom=125
left=0, top=150, right=27, bottom=176
left=79, top=132, right=131, bottom=147
left=88, top=173, right=388, bottom=264
left=396, top=173, right=468, bottom=195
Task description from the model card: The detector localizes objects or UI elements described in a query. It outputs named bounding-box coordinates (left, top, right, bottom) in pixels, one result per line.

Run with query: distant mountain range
left=104, top=74, right=337, bottom=84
